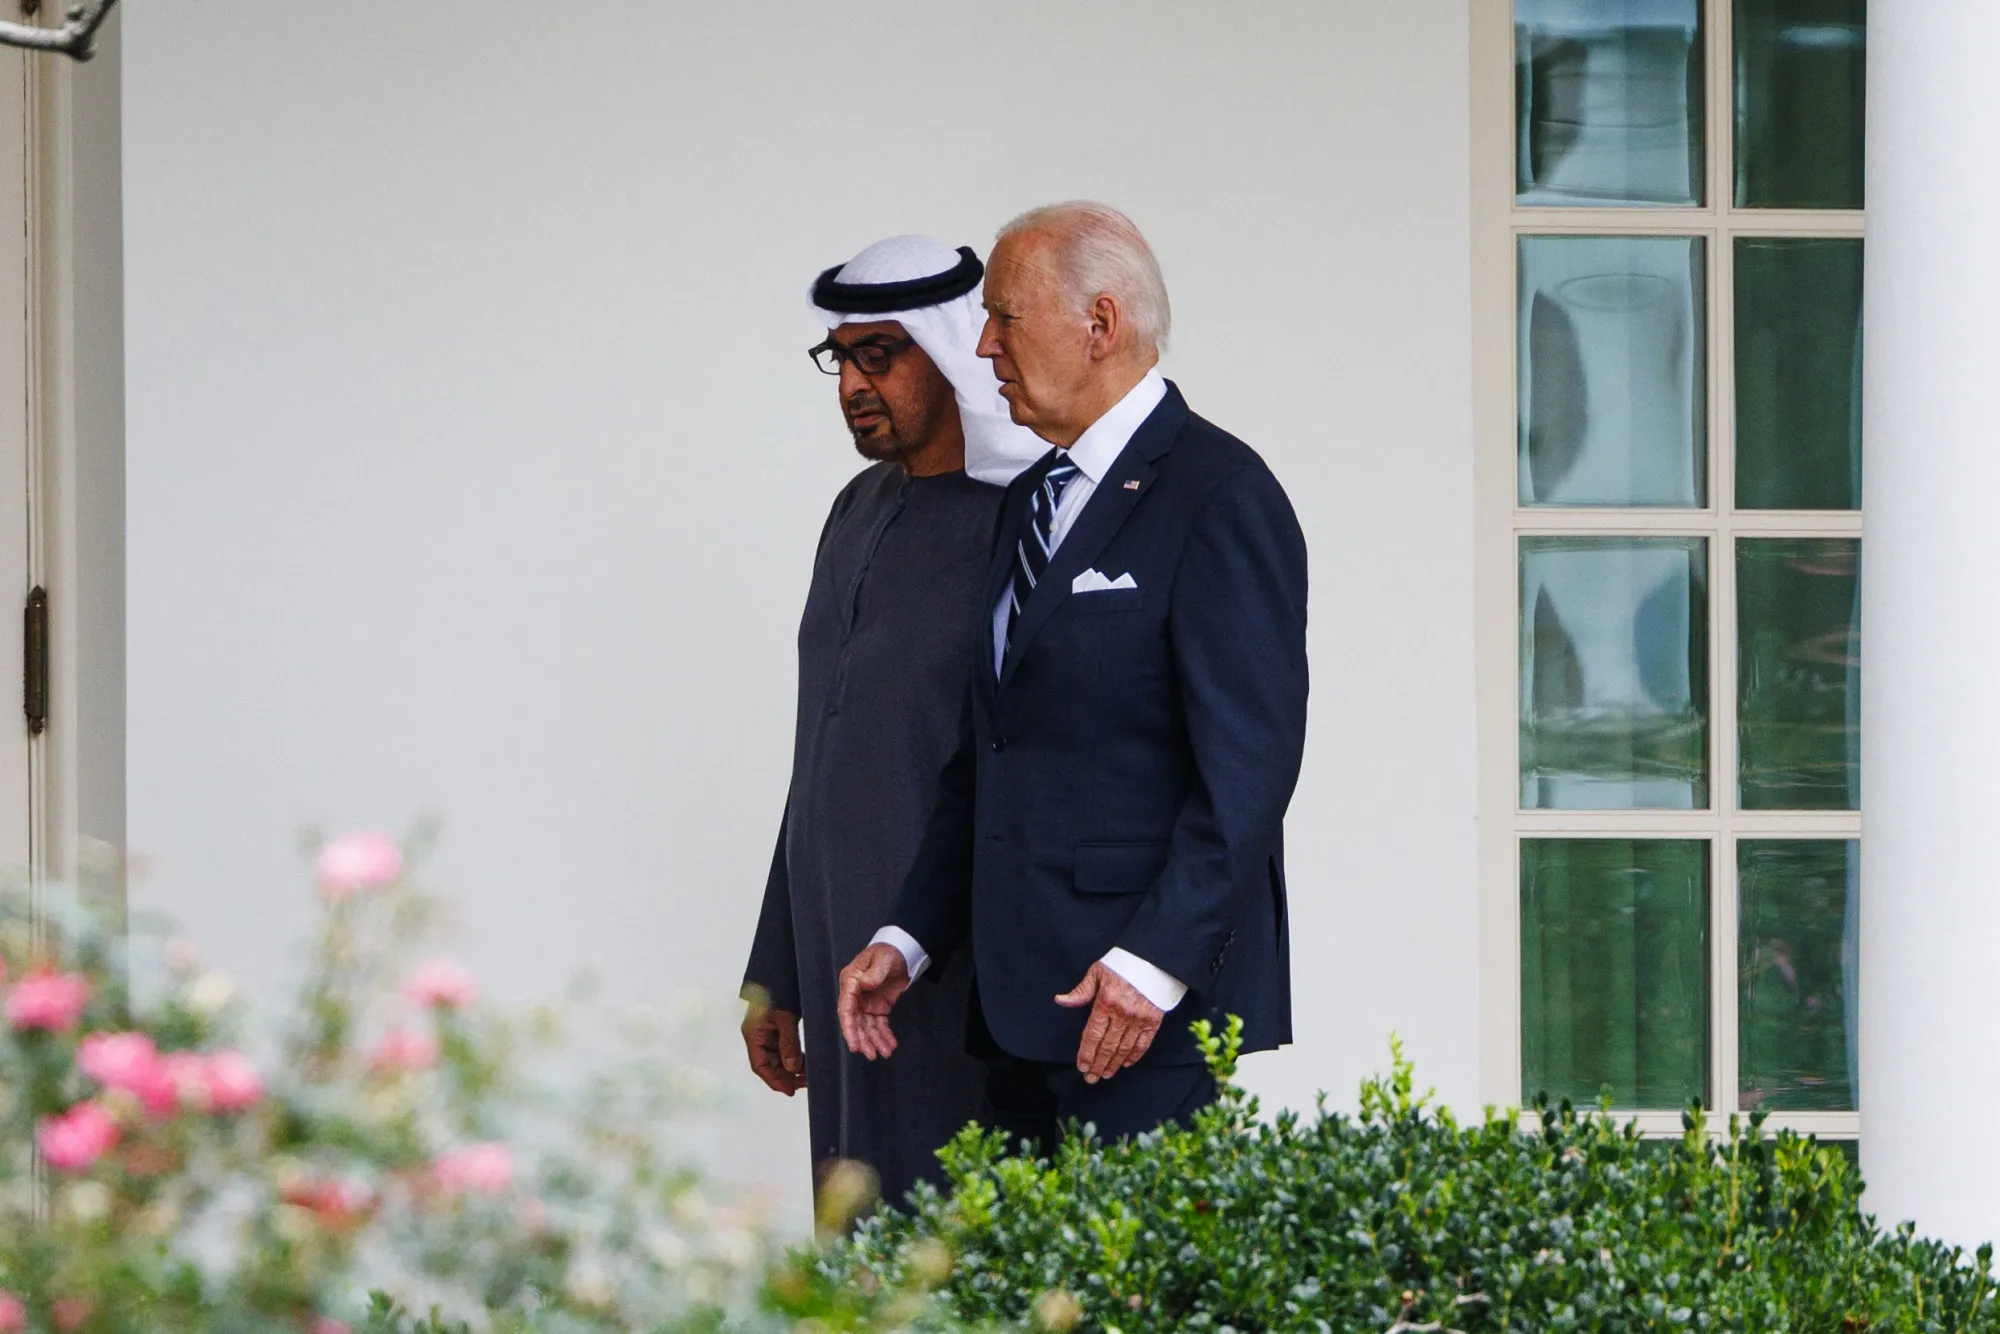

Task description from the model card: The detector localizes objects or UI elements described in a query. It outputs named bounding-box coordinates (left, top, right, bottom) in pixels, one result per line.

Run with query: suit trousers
left=980, top=1053, right=1218, bottom=1157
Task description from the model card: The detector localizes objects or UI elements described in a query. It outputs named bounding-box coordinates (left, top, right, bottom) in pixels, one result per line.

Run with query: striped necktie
left=1004, top=457, right=1081, bottom=659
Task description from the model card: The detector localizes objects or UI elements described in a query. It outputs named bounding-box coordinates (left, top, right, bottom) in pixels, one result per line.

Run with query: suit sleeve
left=741, top=806, right=803, bottom=1012
left=887, top=687, right=979, bottom=966
left=1114, top=463, right=1309, bottom=986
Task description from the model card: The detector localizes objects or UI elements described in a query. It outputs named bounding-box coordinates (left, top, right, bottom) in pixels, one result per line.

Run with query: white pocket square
left=1072, top=569, right=1139, bottom=594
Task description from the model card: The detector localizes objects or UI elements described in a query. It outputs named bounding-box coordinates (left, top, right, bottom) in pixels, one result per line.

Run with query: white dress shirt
left=872, top=370, right=1189, bottom=1013
left=988, top=371, right=1169, bottom=679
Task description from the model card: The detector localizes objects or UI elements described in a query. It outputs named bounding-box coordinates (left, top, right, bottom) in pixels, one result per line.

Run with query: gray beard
left=851, top=428, right=915, bottom=464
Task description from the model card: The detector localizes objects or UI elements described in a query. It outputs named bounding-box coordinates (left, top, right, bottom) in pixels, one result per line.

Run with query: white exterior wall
left=123, top=2, right=1477, bottom=1208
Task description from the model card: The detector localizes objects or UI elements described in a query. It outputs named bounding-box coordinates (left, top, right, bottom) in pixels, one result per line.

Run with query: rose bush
left=0, top=833, right=777, bottom=1333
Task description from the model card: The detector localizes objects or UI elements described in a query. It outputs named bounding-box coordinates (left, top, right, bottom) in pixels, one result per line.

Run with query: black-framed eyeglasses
left=808, top=335, right=915, bottom=376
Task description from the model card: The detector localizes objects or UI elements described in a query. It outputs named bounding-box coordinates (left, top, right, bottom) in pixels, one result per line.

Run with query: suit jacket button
left=991, top=736, right=1008, bottom=752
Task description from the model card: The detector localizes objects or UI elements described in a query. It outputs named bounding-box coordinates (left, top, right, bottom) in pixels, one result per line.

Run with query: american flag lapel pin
left=1123, top=479, right=1142, bottom=491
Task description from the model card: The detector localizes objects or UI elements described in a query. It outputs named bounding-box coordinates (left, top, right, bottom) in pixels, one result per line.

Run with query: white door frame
left=16, top=13, right=125, bottom=918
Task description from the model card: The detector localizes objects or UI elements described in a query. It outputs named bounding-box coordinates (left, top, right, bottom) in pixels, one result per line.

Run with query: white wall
left=123, top=1, right=1476, bottom=1211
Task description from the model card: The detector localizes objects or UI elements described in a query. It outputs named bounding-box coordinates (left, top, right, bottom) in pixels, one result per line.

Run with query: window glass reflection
left=1519, top=236, right=1707, bottom=508
left=1520, top=537, right=1710, bottom=809
left=1522, top=837, right=1709, bottom=1109
left=1735, top=238, right=1864, bottom=510
left=1516, top=0, right=1705, bottom=207
left=1735, top=0, right=1866, bottom=209
left=1737, top=539, right=1860, bottom=810
left=1739, top=839, right=1858, bottom=1112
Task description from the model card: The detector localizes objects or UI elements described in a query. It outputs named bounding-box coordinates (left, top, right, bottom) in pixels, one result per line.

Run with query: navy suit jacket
left=891, top=382, right=1309, bottom=1067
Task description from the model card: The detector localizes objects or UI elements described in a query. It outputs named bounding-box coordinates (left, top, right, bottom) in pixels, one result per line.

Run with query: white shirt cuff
left=870, top=926, right=929, bottom=982
left=1101, top=947, right=1187, bottom=1011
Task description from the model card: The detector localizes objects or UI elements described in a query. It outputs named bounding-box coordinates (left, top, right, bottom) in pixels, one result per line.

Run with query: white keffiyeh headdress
left=809, top=234, right=1045, bottom=486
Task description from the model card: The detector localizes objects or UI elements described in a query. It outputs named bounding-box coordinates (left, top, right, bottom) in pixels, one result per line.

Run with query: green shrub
left=784, top=1020, right=1998, bottom=1334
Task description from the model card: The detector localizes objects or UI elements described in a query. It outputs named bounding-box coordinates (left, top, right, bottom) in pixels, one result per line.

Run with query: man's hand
left=837, top=942, right=912, bottom=1060
left=1055, top=961, right=1165, bottom=1083
left=741, top=1002, right=806, bottom=1095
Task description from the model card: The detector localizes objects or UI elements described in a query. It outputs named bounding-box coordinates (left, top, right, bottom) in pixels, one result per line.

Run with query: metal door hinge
left=24, top=586, right=46, bottom=735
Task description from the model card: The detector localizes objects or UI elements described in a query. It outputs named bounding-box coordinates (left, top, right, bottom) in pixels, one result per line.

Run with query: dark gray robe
left=743, top=461, right=1005, bottom=1207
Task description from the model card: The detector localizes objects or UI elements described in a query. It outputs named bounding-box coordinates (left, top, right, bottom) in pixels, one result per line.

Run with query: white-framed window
left=1472, top=0, right=1865, bottom=1143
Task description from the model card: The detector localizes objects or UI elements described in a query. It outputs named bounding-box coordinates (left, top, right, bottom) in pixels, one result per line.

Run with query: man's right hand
left=837, top=942, right=912, bottom=1060
left=741, top=1002, right=807, bottom=1095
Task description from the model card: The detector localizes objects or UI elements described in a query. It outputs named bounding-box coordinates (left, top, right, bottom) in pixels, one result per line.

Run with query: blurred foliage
left=2, top=839, right=1993, bottom=1333
left=0, top=833, right=770, bottom=1332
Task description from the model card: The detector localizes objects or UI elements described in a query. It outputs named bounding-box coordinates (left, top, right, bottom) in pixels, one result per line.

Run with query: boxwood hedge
left=775, top=1020, right=1998, bottom=1333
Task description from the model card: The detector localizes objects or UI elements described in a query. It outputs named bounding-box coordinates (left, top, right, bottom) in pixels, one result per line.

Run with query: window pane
left=1737, top=539, right=1860, bottom=809
left=1739, top=839, right=1858, bottom=1112
left=1734, top=0, right=1866, bottom=209
left=1735, top=238, right=1864, bottom=510
left=1521, top=537, right=1709, bottom=809
left=1518, top=236, right=1708, bottom=507
left=1522, top=838, right=1709, bottom=1109
left=1516, top=0, right=1705, bottom=206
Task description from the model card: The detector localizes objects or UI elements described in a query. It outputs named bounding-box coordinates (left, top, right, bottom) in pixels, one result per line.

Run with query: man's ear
left=1085, top=293, right=1123, bottom=362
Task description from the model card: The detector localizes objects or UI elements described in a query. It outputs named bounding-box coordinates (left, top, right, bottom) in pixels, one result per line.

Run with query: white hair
left=997, top=201, right=1171, bottom=353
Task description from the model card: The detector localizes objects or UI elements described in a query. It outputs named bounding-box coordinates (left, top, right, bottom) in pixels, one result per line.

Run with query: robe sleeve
left=738, top=485, right=859, bottom=1014
left=741, top=804, right=803, bottom=1013
left=886, top=475, right=1010, bottom=970
left=888, top=688, right=978, bottom=968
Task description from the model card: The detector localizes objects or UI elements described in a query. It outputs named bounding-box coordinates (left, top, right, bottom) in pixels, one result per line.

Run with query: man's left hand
left=1054, top=961, right=1165, bottom=1083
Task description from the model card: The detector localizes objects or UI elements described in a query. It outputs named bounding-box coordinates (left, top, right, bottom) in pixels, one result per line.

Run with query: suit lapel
left=997, top=385, right=1189, bottom=696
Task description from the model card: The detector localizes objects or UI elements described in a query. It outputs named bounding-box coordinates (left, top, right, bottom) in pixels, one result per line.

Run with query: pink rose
left=401, top=959, right=476, bottom=1010
left=163, top=1051, right=213, bottom=1111
left=5, top=969, right=89, bottom=1031
left=50, top=1297, right=91, bottom=1332
left=514, top=1194, right=552, bottom=1234
left=77, top=1031, right=177, bottom=1119
left=370, top=1026, right=439, bottom=1073
left=203, top=1049, right=264, bottom=1112
left=329, top=1178, right=375, bottom=1215
left=432, top=1141, right=513, bottom=1195
left=162, top=1049, right=264, bottom=1114
left=37, top=1102, right=119, bottom=1172
left=0, top=1291, right=23, bottom=1334
left=77, top=1031, right=159, bottom=1086
left=282, top=1175, right=375, bottom=1231
left=316, top=832, right=404, bottom=901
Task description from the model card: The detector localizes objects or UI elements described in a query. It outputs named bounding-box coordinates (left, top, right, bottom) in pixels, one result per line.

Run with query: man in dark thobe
left=741, top=235, right=1044, bottom=1207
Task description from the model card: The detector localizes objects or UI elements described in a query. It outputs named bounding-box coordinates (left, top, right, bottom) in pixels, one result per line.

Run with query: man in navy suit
left=836, top=201, right=1309, bottom=1145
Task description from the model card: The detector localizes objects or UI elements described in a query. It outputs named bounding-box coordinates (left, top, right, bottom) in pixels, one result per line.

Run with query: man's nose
left=838, top=359, right=872, bottom=398
left=975, top=317, right=1002, bottom=360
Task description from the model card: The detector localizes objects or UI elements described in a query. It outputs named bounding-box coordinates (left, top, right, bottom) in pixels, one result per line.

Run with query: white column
left=1860, top=4, right=2000, bottom=1245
